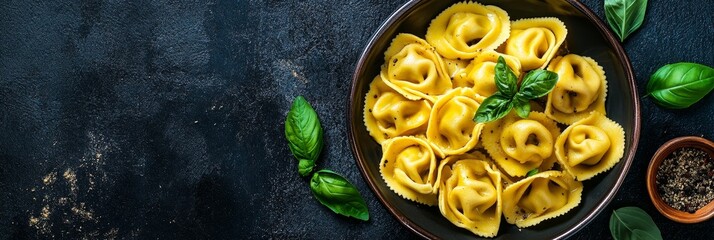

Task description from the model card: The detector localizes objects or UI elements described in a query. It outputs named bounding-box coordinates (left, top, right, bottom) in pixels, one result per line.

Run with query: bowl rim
left=646, top=136, right=714, bottom=223
left=347, top=0, right=641, bottom=239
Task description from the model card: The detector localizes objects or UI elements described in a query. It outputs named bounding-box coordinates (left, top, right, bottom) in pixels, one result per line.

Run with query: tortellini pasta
left=425, top=2, right=510, bottom=60
left=501, top=17, right=567, bottom=70
left=452, top=50, right=522, bottom=97
left=366, top=1, right=628, bottom=237
left=364, top=76, right=432, bottom=144
left=434, top=151, right=491, bottom=186
left=437, top=156, right=502, bottom=237
left=502, top=171, right=583, bottom=227
left=546, top=54, right=607, bottom=124
left=482, top=112, right=560, bottom=177
left=380, top=136, right=440, bottom=205
left=555, top=111, right=625, bottom=181
left=443, top=58, right=470, bottom=79
left=381, top=33, right=453, bottom=102
left=426, top=88, right=485, bottom=156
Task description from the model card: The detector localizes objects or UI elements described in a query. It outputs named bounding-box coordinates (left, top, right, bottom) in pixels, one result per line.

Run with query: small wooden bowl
left=646, top=136, right=714, bottom=223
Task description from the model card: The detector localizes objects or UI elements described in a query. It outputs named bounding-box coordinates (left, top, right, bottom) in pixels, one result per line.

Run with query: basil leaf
left=526, top=168, right=539, bottom=177
left=609, top=207, right=662, bottom=240
left=518, top=69, right=559, bottom=99
left=604, top=0, right=647, bottom=42
left=474, top=62, right=557, bottom=122
left=495, top=56, right=518, bottom=97
left=513, top=94, right=531, bottom=119
left=310, top=169, right=370, bottom=221
left=285, top=96, right=324, bottom=176
left=473, top=93, right=512, bottom=123
left=646, top=62, right=714, bottom=109
left=298, top=159, right=315, bottom=176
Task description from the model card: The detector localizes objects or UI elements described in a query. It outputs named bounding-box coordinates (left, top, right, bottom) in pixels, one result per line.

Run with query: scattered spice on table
left=656, top=147, right=714, bottom=213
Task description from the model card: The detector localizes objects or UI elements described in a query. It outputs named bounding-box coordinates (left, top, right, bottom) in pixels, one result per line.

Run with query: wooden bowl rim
left=646, top=136, right=714, bottom=224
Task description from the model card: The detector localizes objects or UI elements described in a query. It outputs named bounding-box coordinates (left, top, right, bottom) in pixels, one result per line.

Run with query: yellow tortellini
left=443, top=58, right=470, bottom=79
left=555, top=111, right=625, bottom=181
left=501, top=17, right=567, bottom=70
left=452, top=50, right=522, bottom=97
left=426, top=88, right=485, bottom=156
left=546, top=54, right=607, bottom=124
left=364, top=76, right=432, bottom=144
left=425, top=2, right=510, bottom=60
left=437, top=156, right=502, bottom=237
left=482, top=112, right=560, bottom=177
left=380, top=136, right=440, bottom=205
left=502, top=171, right=583, bottom=227
left=434, top=151, right=491, bottom=186
left=365, top=1, right=630, bottom=236
left=381, top=33, right=453, bottom=102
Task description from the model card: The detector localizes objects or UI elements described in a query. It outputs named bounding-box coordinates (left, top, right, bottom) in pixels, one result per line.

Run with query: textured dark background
left=0, top=0, right=712, bottom=239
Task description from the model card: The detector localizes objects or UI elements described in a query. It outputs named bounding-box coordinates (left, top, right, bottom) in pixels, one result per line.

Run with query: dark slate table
left=0, top=0, right=712, bottom=239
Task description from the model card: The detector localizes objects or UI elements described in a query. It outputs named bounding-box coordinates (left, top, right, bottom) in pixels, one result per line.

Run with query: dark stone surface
left=0, top=0, right=711, bottom=239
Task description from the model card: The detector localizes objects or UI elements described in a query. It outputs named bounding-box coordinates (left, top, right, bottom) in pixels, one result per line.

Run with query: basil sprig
left=473, top=56, right=559, bottom=123
left=609, top=207, right=662, bottom=240
left=604, top=0, right=647, bottom=42
left=646, top=62, right=714, bottom=109
left=311, top=170, right=370, bottom=221
left=285, top=96, right=324, bottom=176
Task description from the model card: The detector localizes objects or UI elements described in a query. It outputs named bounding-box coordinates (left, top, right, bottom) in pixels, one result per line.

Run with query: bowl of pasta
left=348, top=0, right=640, bottom=239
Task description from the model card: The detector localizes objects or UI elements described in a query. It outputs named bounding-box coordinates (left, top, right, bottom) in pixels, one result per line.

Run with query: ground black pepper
left=656, top=147, right=714, bottom=213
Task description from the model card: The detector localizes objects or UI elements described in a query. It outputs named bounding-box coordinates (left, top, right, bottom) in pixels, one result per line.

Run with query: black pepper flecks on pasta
left=656, top=147, right=714, bottom=213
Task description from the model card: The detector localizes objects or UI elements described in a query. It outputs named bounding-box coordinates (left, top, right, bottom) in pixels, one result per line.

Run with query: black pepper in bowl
left=656, top=147, right=714, bottom=213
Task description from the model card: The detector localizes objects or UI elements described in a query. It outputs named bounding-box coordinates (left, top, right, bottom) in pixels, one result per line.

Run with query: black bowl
left=348, top=0, right=641, bottom=239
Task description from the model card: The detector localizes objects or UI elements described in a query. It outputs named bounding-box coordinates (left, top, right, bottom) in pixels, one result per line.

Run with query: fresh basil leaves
left=512, top=94, right=531, bottom=119
left=311, top=170, right=370, bottom=221
left=646, top=62, right=714, bottom=109
left=609, top=207, right=662, bottom=240
left=474, top=93, right=512, bottom=123
left=285, top=96, right=324, bottom=176
left=604, top=0, right=648, bottom=42
left=284, top=96, right=370, bottom=221
left=473, top=56, right=559, bottom=123
left=518, top=70, right=560, bottom=99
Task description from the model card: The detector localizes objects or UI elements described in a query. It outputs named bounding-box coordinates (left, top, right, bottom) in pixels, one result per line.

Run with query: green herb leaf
left=474, top=64, right=558, bottom=122
left=285, top=96, right=324, bottom=176
left=609, top=207, right=662, bottom=240
left=646, top=62, right=714, bottom=109
left=310, top=169, right=370, bottom=221
left=473, top=93, right=512, bottom=123
left=472, top=57, right=516, bottom=123
left=526, top=168, right=539, bottom=177
left=512, top=94, right=531, bottom=119
left=604, top=0, right=647, bottom=42
left=495, top=56, right=518, bottom=97
left=518, top=69, right=559, bottom=99
left=298, top=159, right=315, bottom=176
